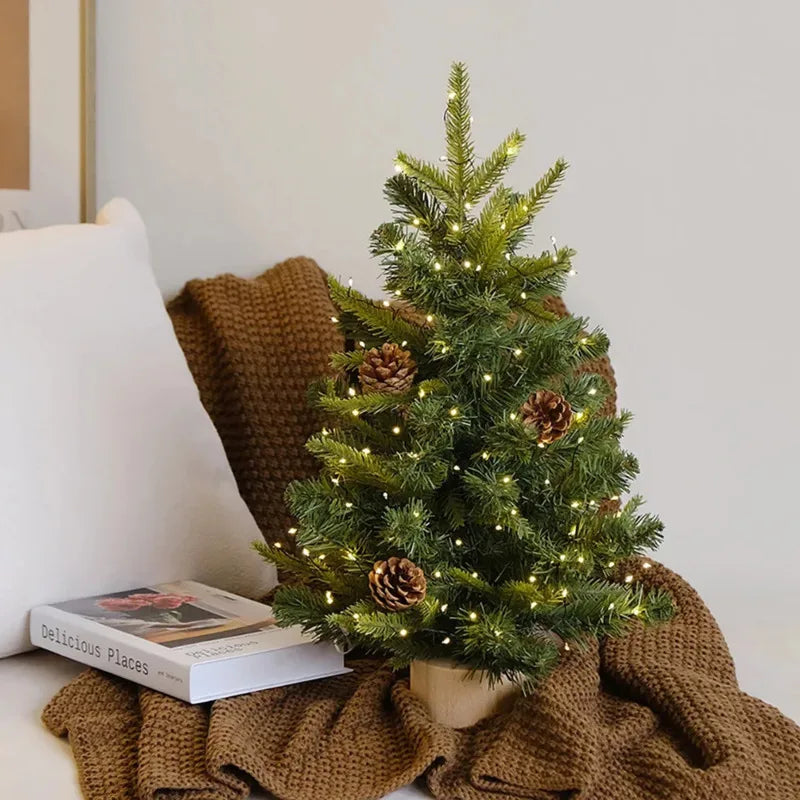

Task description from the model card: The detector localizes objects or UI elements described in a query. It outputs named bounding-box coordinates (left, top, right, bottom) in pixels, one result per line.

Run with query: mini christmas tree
left=256, top=63, right=671, bottom=689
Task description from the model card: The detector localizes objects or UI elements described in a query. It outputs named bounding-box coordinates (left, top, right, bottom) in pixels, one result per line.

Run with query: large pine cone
left=521, top=389, right=573, bottom=444
left=368, top=557, right=427, bottom=611
left=358, top=343, right=417, bottom=394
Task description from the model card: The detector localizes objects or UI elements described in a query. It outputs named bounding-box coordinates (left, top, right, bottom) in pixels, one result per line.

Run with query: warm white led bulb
left=469, top=611, right=478, bottom=621
left=442, top=636, right=451, bottom=644
left=399, top=628, right=408, bottom=637
left=449, top=407, right=459, bottom=416
left=495, top=524, right=502, bottom=531
left=302, top=548, right=310, bottom=556
left=625, top=574, right=634, bottom=583
left=382, top=300, right=390, bottom=307
left=448, top=90, right=456, bottom=100
left=426, top=314, right=434, bottom=323
left=514, top=348, right=523, bottom=357
left=528, top=575, right=536, bottom=583
left=455, top=538, right=463, bottom=546
left=502, top=476, right=511, bottom=483
left=463, top=260, right=471, bottom=268
left=330, top=316, right=339, bottom=323
left=451, top=222, right=460, bottom=232
left=483, top=373, right=492, bottom=382
left=288, top=527, right=298, bottom=535
left=347, top=387, right=356, bottom=397
left=392, top=426, right=401, bottom=434
left=344, top=501, right=353, bottom=508
left=433, top=570, right=441, bottom=578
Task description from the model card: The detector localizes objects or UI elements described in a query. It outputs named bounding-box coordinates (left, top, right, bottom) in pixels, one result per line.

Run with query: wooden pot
left=409, top=658, right=519, bottom=728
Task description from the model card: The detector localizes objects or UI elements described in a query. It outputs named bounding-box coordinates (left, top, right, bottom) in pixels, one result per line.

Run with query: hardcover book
left=30, top=580, right=350, bottom=703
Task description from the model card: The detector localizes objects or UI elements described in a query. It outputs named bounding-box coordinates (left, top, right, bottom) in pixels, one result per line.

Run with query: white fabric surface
left=0, top=199, right=273, bottom=657
left=0, top=650, right=428, bottom=799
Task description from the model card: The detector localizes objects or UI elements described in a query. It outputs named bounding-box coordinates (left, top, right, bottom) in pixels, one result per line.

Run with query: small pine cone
left=358, top=343, right=417, bottom=394
left=521, top=389, right=573, bottom=444
left=597, top=497, right=622, bottom=516
left=368, top=557, right=427, bottom=611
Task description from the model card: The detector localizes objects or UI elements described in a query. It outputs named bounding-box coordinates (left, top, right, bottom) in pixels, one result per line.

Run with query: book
left=30, top=580, right=350, bottom=703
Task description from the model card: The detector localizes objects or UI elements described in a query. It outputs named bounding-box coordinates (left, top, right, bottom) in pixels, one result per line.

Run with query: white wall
left=96, top=1, right=800, bottom=714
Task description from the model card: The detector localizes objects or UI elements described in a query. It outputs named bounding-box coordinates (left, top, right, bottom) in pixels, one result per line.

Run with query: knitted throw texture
left=44, top=257, right=800, bottom=799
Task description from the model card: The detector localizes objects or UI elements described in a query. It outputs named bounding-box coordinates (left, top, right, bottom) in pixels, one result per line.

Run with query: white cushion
left=0, top=199, right=273, bottom=657
left=0, top=652, right=427, bottom=799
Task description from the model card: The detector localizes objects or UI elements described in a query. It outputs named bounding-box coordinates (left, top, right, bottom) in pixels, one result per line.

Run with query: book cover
left=30, top=581, right=349, bottom=702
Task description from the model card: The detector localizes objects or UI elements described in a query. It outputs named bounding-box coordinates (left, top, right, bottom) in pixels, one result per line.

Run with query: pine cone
left=521, top=389, right=573, bottom=444
left=597, top=497, right=622, bottom=516
left=368, top=557, right=427, bottom=611
left=358, top=343, right=417, bottom=394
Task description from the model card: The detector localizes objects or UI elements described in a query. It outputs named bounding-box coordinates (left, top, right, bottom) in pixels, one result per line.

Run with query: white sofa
left=0, top=204, right=795, bottom=800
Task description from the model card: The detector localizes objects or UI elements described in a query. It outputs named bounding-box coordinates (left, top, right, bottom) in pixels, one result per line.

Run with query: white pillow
left=0, top=199, right=273, bottom=657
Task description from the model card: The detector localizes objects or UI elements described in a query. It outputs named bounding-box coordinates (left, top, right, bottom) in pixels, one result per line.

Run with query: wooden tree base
left=409, top=658, right=519, bottom=728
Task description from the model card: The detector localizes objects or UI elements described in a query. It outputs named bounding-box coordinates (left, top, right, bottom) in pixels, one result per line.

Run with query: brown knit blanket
left=44, top=258, right=800, bottom=798
left=44, top=562, right=800, bottom=800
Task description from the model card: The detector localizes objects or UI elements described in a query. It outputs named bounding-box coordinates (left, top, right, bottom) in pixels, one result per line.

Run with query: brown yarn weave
left=167, top=257, right=343, bottom=547
left=44, top=562, right=800, bottom=800
left=42, top=262, right=800, bottom=796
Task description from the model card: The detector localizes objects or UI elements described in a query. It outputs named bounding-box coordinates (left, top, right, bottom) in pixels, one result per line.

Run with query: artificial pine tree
left=255, top=63, right=671, bottom=689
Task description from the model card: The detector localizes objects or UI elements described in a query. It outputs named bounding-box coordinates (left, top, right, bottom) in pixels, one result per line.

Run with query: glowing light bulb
left=514, top=348, right=523, bottom=357
left=538, top=442, right=545, bottom=449
left=577, top=556, right=585, bottom=564
left=463, top=260, right=471, bottom=268
left=482, top=451, right=490, bottom=460
left=332, top=477, right=340, bottom=485
left=495, top=524, right=502, bottom=531
left=330, top=316, right=339, bottom=323
left=574, top=410, right=585, bottom=421
left=338, top=458, right=346, bottom=464
left=433, top=570, right=442, bottom=578
left=302, top=548, right=310, bottom=556
left=455, top=538, right=463, bottom=546
left=344, top=501, right=353, bottom=508
left=469, top=611, right=478, bottom=621
left=564, top=642, right=571, bottom=652
left=440, top=603, right=448, bottom=612
left=568, top=269, right=577, bottom=277
left=588, top=387, right=598, bottom=396
left=625, top=574, right=634, bottom=584
left=560, top=554, right=566, bottom=562
left=500, top=222, right=506, bottom=231
left=325, top=591, right=334, bottom=604
left=544, top=478, right=550, bottom=485
left=434, top=262, right=442, bottom=271
left=568, top=525, right=576, bottom=536
left=483, top=373, right=492, bottom=382
left=561, top=588, right=568, bottom=598
left=453, top=465, right=461, bottom=471
left=608, top=561, right=615, bottom=568
left=394, top=163, right=404, bottom=173
left=577, top=436, right=585, bottom=444
left=418, top=389, right=426, bottom=398
left=451, top=223, right=460, bottom=232
left=530, top=601, right=538, bottom=608
left=274, top=541, right=282, bottom=548
left=448, top=90, right=456, bottom=100
left=505, top=252, right=511, bottom=261
left=520, top=291, right=527, bottom=299
left=351, top=409, right=360, bottom=416
left=412, top=510, right=420, bottom=518
left=392, top=426, right=401, bottom=434
left=361, top=447, right=371, bottom=454
left=347, top=387, right=356, bottom=397
left=471, top=571, right=478, bottom=578
left=502, top=476, right=511, bottom=483
left=412, top=217, right=420, bottom=226
left=426, top=314, right=434, bottom=323
left=522, top=204, right=529, bottom=212
left=382, top=492, right=388, bottom=499
left=571, top=500, right=580, bottom=508
left=449, top=407, right=459, bottom=416
left=353, top=612, right=360, bottom=620
left=475, top=264, right=482, bottom=272
left=442, top=636, right=451, bottom=644
left=382, top=300, right=390, bottom=307
left=395, top=240, right=405, bottom=251
left=510, top=509, right=518, bottom=516
left=510, top=412, right=517, bottom=420
left=528, top=575, right=537, bottom=583
left=465, top=201, right=472, bottom=209
left=643, top=562, right=652, bottom=569
left=288, top=527, right=297, bottom=535
left=399, top=628, right=408, bottom=637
